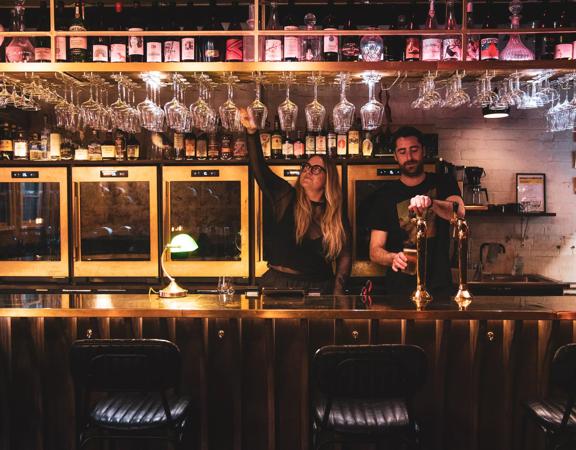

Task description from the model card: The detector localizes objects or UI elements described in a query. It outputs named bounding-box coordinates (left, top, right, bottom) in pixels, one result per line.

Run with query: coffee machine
left=464, top=167, right=489, bottom=206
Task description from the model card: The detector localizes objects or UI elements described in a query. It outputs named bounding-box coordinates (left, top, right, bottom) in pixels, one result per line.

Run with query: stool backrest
left=551, top=343, right=576, bottom=396
left=70, top=339, right=181, bottom=392
left=312, top=344, right=427, bottom=399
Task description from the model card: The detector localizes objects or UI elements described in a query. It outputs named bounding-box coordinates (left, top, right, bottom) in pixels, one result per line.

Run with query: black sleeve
left=333, top=214, right=352, bottom=294
left=438, top=173, right=462, bottom=199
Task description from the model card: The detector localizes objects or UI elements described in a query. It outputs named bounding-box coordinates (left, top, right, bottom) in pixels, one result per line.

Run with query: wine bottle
left=442, top=0, right=462, bottom=61
left=301, top=13, right=322, bottom=61
left=181, top=2, right=197, bottom=62
left=0, top=123, right=13, bottom=160
left=55, top=1, right=68, bottom=63
left=322, top=0, right=339, bottom=61
left=110, top=2, right=127, bottom=62
left=128, top=0, right=145, bottom=62
left=340, top=0, right=359, bottom=61
left=537, top=0, right=556, bottom=60
left=202, top=0, right=224, bottom=62
left=226, top=0, right=244, bottom=62
left=91, top=2, right=109, bottom=63
left=282, top=132, right=294, bottom=159
left=265, top=2, right=283, bottom=61
left=466, top=1, right=480, bottom=61
left=404, top=0, right=420, bottom=61
left=554, top=0, right=572, bottom=60
left=480, top=0, right=499, bottom=61
left=294, top=131, right=305, bottom=159
left=388, top=14, right=406, bottom=62
left=271, top=116, right=283, bottom=159
left=146, top=1, right=163, bottom=62
left=164, top=1, right=181, bottom=62
left=34, top=1, right=51, bottom=62
left=421, top=0, right=441, bottom=61
left=283, top=0, right=300, bottom=62
left=69, top=1, right=87, bottom=62
left=13, top=128, right=28, bottom=161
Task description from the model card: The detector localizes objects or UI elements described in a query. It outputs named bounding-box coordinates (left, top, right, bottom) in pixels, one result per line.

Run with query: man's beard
left=400, top=160, right=424, bottom=177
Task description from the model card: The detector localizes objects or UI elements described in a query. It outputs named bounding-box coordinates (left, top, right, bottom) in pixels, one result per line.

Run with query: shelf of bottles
left=0, top=0, right=574, bottom=72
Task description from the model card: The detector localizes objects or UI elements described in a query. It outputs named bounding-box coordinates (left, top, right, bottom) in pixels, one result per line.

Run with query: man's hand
left=391, top=252, right=408, bottom=272
left=409, top=195, right=432, bottom=217
left=239, top=107, right=258, bottom=135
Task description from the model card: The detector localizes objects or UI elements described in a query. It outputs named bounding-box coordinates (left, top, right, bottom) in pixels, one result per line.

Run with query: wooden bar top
left=1, top=292, right=575, bottom=319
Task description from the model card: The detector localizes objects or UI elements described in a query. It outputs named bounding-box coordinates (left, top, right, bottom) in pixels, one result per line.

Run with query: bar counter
left=2, top=293, right=576, bottom=450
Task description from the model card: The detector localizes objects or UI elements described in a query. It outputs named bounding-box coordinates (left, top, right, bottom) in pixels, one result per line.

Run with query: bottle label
left=92, top=44, right=109, bottom=62
left=442, top=37, right=462, bottom=61
left=70, top=37, right=87, bottom=50
left=0, top=140, right=12, bottom=152
left=185, top=138, right=196, bottom=157
left=421, top=38, right=441, bottom=61
left=337, top=134, right=347, bottom=155
left=323, top=32, right=339, bottom=53
left=305, top=136, right=315, bottom=154
left=14, top=142, right=27, bottom=158
left=362, top=138, right=373, bottom=157
left=56, top=36, right=67, bottom=60
left=128, top=30, right=144, bottom=56
left=271, top=134, right=283, bottom=151
left=205, top=48, right=220, bottom=59
left=294, top=141, right=304, bottom=157
left=49, top=133, right=61, bottom=158
left=348, top=131, right=359, bottom=155
left=75, top=148, right=88, bottom=160
left=467, top=37, right=480, bottom=61
left=283, top=35, right=301, bottom=60
left=555, top=43, right=573, bottom=60
left=34, top=47, right=51, bottom=61
left=265, top=39, right=282, bottom=61
left=405, top=37, right=421, bottom=60
left=480, top=37, right=499, bottom=60
left=110, top=43, right=127, bottom=62
left=196, top=140, right=207, bottom=158
left=573, top=41, right=576, bottom=60
left=101, top=145, right=116, bottom=159
left=259, top=133, right=271, bottom=158
left=282, top=141, right=294, bottom=157
left=127, top=144, right=139, bottom=159
left=315, top=135, right=327, bottom=154
left=181, top=38, right=196, bottom=60
left=174, top=133, right=184, bottom=150
left=233, top=137, right=247, bottom=158
left=341, top=40, right=360, bottom=59
left=226, top=38, right=243, bottom=61
left=146, top=42, right=162, bottom=62
left=164, top=40, right=181, bottom=62
left=328, top=133, right=337, bottom=150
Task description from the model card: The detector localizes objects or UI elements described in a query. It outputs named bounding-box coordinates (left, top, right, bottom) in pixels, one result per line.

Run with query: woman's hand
left=239, top=107, right=258, bottom=135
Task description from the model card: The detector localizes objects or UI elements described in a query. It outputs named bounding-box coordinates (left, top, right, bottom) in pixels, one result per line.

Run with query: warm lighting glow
left=168, top=233, right=199, bottom=254
left=158, top=234, right=198, bottom=298
left=483, top=105, right=510, bottom=119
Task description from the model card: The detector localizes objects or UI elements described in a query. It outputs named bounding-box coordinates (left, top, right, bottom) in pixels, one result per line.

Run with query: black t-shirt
left=368, top=173, right=461, bottom=294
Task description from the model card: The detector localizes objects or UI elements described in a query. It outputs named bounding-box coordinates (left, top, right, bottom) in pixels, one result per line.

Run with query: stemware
left=305, top=74, right=326, bottom=132
left=191, top=77, right=217, bottom=132
left=219, top=74, right=242, bottom=132
left=332, top=73, right=355, bottom=134
left=247, top=73, right=268, bottom=130
left=360, top=71, right=384, bottom=130
left=165, top=74, right=189, bottom=132
left=278, top=75, right=298, bottom=132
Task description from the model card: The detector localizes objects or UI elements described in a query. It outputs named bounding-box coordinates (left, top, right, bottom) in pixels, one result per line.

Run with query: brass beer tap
left=451, top=202, right=473, bottom=310
left=410, top=211, right=432, bottom=310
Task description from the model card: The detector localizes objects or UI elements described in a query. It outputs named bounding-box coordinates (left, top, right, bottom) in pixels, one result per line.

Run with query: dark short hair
left=390, top=126, right=425, bottom=151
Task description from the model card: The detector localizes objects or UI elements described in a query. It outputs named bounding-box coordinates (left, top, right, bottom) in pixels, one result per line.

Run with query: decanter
left=499, top=0, right=534, bottom=61
left=5, top=2, right=35, bottom=63
left=360, top=28, right=383, bottom=62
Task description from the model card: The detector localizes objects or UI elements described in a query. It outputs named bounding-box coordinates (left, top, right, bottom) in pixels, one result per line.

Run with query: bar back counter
left=1, top=293, right=576, bottom=450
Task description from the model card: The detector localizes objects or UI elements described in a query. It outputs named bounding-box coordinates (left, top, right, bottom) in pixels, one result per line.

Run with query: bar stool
left=310, top=344, right=427, bottom=450
left=522, top=343, right=576, bottom=450
left=70, top=339, right=192, bottom=450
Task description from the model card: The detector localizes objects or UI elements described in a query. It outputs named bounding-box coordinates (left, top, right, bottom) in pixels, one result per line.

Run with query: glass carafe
left=500, top=0, right=534, bottom=61
left=5, top=3, right=35, bottom=63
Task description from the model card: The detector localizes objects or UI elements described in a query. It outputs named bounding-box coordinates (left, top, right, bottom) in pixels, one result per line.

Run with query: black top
left=368, top=173, right=461, bottom=294
left=247, top=133, right=352, bottom=292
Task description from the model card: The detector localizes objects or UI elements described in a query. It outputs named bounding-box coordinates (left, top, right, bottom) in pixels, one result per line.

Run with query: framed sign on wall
left=516, top=173, right=546, bottom=213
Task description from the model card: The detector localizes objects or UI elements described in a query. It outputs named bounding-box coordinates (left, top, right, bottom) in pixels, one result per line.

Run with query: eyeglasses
left=301, top=162, right=326, bottom=175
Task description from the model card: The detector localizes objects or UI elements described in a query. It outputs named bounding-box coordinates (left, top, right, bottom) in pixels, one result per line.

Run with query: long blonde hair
left=294, top=155, right=346, bottom=261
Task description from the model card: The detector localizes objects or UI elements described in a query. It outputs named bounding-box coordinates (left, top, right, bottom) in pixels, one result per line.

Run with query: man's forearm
left=370, top=247, right=396, bottom=267
left=432, top=198, right=464, bottom=221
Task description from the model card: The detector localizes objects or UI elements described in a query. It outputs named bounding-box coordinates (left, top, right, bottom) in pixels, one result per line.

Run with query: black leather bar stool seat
left=524, top=399, right=576, bottom=431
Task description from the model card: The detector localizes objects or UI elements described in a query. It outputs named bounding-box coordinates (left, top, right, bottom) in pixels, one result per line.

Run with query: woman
left=240, top=109, right=351, bottom=294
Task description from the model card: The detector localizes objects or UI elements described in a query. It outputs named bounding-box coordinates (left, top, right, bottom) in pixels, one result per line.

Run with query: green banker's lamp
left=159, top=233, right=199, bottom=298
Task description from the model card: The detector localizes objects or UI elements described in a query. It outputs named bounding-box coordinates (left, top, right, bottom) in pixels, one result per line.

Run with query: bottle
left=0, top=123, right=13, bottom=160
left=55, top=1, right=68, bottom=63
left=388, top=14, right=406, bottom=61
left=260, top=126, right=272, bottom=158
left=305, top=129, right=316, bottom=156
left=92, top=2, right=109, bottom=63
left=500, top=0, right=534, bottom=61
left=360, top=28, right=383, bottom=62
left=146, top=2, right=163, bottom=62
left=233, top=133, right=247, bottom=159
left=271, top=116, right=283, bottom=159
left=421, top=0, right=441, bottom=61
left=164, top=1, right=181, bottom=62
left=220, top=133, right=232, bottom=160
left=340, top=0, right=360, bottom=61
left=293, top=131, right=305, bottom=158
left=243, top=4, right=255, bottom=61
left=336, top=129, right=347, bottom=157
left=126, top=133, right=140, bottom=160
left=34, top=1, right=51, bottom=62
left=347, top=118, right=360, bottom=157
left=6, top=5, right=35, bottom=62
left=38, top=123, right=48, bottom=160
left=283, top=0, right=300, bottom=62
left=181, top=2, right=197, bottom=62
left=301, top=13, right=322, bottom=61
left=202, top=0, right=224, bottom=62
left=75, top=132, right=90, bottom=160
left=537, top=0, right=556, bottom=60
left=404, top=1, right=421, bottom=61
left=13, top=128, right=28, bottom=160
left=60, top=136, right=74, bottom=160
left=282, top=132, right=294, bottom=159
left=265, top=2, right=283, bottom=61
left=327, top=127, right=337, bottom=158
left=128, top=0, right=145, bottom=62
left=554, top=0, right=572, bottom=60
left=322, top=0, right=339, bottom=61
left=29, top=134, right=43, bottom=161
left=361, top=131, right=373, bottom=158
left=49, top=129, right=61, bottom=160
left=184, top=130, right=196, bottom=159
left=466, top=1, right=480, bottom=61
left=315, top=129, right=327, bottom=156
left=480, top=0, right=499, bottom=61
left=110, top=2, right=127, bottom=62
left=196, top=130, right=208, bottom=160
left=226, top=0, right=244, bottom=62
left=442, top=0, right=462, bottom=61
left=101, top=132, right=116, bottom=160
left=115, top=130, right=126, bottom=160
left=0, top=23, right=4, bottom=63
left=69, top=1, right=87, bottom=62
left=173, top=131, right=184, bottom=159
left=208, top=131, right=220, bottom=160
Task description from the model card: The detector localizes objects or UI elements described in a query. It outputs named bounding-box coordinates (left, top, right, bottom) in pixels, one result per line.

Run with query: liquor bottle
left=55, top=1, right=68, bottom=63
left=282, top=132, right=294, bottom=159
left=29, top=134, right=43, bottom=161
left=265, top=2, right=283, bottom=61
left=480, top=0, right=499, bottom=61
left=260, top=123, right=272, bottom=158
left=421, top=0, right=441, bottom=61
left=466, top=1, right=480, bottom=61
left=110, top=2, right=127, bottom=62
left=360, top=28, right=383, bottom=61
left=34, top=1, right=51, bottom=62
left=537, top=0, right=556, bottom=60
left=164, top=1, right=181, bottom=62
left=60, top=136, right=74, bottom=160
left=196, top=130, right=208, bottom=160
left=101, top=132, right=116, bottom=160
left=174, top=132, right=184, bottom=159
left=500, top=0, right=534, bottom=61
left=92, top=2, right=109, bottom=63
left=146, top=2, right=163, bottom=62
left=75, top=132, right=90, bottom=160
left=361, top=131, right=373, bottom=158
left=233, top=134, right=247, bottom=159
left=271, top=116, right=283, bottom=159
left=243, top=4, right=255, bottom=61
left=340, top=0, right=360, bottom=61
left=13, top=128, right=28, bottom=161
left=126, top=133, right=140, bottom=160
left=115, top=130, right=126, bottom=160
left=184, top=130, right=196, bottom=159
left=226, top=0, right=244, bottom=62
left=336, top=130, right=347, bottom=157
left=69, top=1, right=87, bottom=62
left=301, top=13, right=322, bottom=61
left=554, top=0, right=572, bottom=60
left=128, top=0, right=145, bottom=62
left=283, top=0, right=300, bottom=62
left=6, top=5, right=35, bottom=62
left=49, top=129, right=61, bottom=160
left=405, top=1, right=420, bottom=61
left=388, top=14, right=406, bottom=61
left=347, top=118, right=360, bottom=157
left=0, top=123, right=13, bottom=160
left=305, top=129, right=316, bottom=155
left=442, top=0, right=462, bottom=61
left=208, top=129, right=220, bottom=160
left=181, top=2, right=197, bottom=62
left=315, top=129, right=327, bottom=156
left=294, top=131, right=305, bottom=158
left=327, top=127, right=337, bottom=158
left=322, top=0, right=339, bottom=61
left=220, top=133, right=232, bottom=159
left=202, top=0, right=224, bottom=62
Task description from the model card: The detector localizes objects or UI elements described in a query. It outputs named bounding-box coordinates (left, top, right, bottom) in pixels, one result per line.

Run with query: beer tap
left=410, top=211, right=432, bottom=310
left=451, top=202, right=473, bottom=310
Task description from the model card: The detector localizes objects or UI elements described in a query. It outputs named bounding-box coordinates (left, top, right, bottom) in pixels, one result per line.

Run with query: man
left=368, top=126, right=464, bottom=295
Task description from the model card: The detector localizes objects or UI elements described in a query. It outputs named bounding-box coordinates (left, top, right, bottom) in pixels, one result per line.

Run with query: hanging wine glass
left=332, top=72, right=355, bottom=134
left=219, top=73, right=242, bottom=132
left=360, top=71, right=384, bottom=131
left=165, top=73, right=189, bottom=132
left=305, top=74, right=326, bottom=132
left=247, top=72, right=268, bottom=130
left=278, top=73, right=298, bottom=132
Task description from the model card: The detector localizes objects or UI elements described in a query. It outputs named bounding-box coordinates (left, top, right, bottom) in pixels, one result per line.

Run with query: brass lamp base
left=159, top=279, right=188, bottom=298
left=411, top=288, right=433, bottom=311
left=454, top=287, right=473, bottom=311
